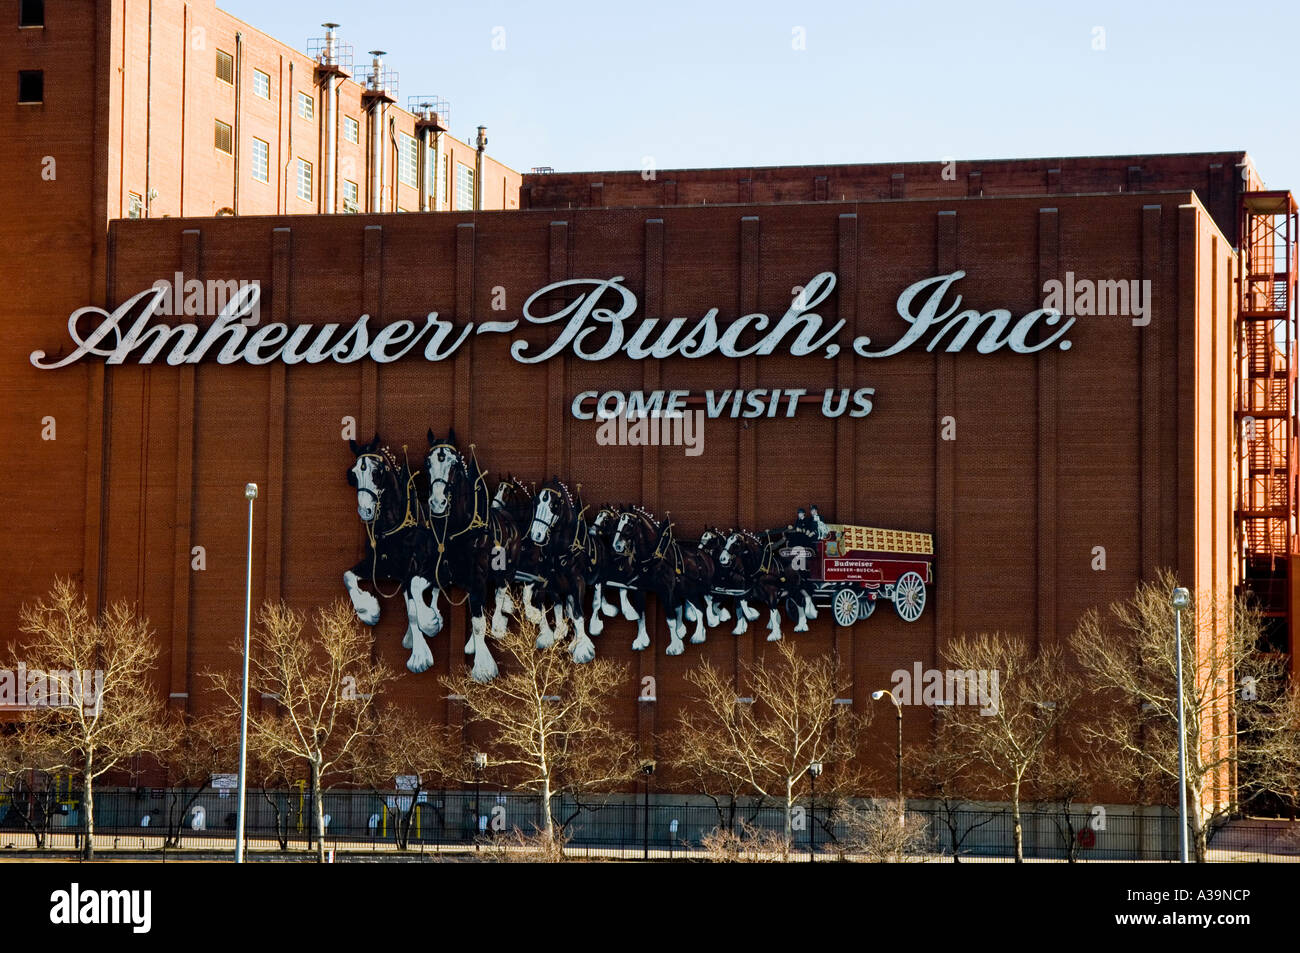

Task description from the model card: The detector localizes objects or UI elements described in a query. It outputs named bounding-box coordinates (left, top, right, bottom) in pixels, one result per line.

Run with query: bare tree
left=1032, top=745, right=1101, bottom=863
left=674, top=639, right=867, bottom=846
left=1071, top=571, right=1295, bottom=860
left=157, top=712, right=235, bottom=848
left=11, top=579, right=171, bottom=859
left=0, top=717, right=66, bottom=849
left=204, top=599, right=392, bottom=862
left=904, top=737, right=1001, bottom=863
left=939, top=633, right=1078, bottom=863
left=836, top=798, right=933, bottom=862
left=441, top=613, right=638, bottom=842
left=1242, top=680, right=1300, bottom=820
left=665, top=707, right=768, bottom=833
left=349, top=705, right=462, bottom=850
left=699, top=820, right=792, bottom=863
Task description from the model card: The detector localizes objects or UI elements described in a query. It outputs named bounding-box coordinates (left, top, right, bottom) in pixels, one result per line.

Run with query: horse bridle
left=530, top=489, right=560, bottom=546
left=353, top=454, right=387, bottom=522
left=427, top=443, right=462, bottom=517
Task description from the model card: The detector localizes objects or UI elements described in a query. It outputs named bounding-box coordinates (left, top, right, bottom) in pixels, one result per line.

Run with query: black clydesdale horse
left=344, top=436, right=442, bottom=673
left=421, top=430, right=520, bottom=682
left=609, top=508, right=717, bottom=654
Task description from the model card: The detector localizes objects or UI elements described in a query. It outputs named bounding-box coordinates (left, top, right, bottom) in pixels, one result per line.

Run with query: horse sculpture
left=587, top=504, right=638, bottom=637
left=343, top=436, right=442, bottom=673
left=521, top=478, right=599, bottom=664
left=719, top=530, right=818, bottom=640
left=609, top=508, right=717, bottom=654
left=342, top=431, right=905, bottom=682
left=421, top=430, right=519, bottom=682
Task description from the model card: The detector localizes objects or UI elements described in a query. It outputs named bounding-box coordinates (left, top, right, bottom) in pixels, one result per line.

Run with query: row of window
left=214, top=50, right=361, bottom=147
left=211, top=119, right=472, bottom=207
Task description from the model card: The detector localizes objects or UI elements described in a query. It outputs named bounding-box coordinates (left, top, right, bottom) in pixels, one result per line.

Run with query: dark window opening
left=19, top=0, right=44, bottom=28
left=18, top=70, right=43, bottom=104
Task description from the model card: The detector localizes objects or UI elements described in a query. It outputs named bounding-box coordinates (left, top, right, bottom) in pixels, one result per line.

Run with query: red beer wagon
left=781, top=523, right=934, bottom=627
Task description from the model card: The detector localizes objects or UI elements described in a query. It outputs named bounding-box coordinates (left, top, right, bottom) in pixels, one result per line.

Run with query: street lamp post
left=1172, top=586, right=1191, bottom=864
left=472, top=752, right=487, bottom=850
left=235, top=482, right=258, bottom=864
left=807, top=762, right=822, bottom=862
left=872, top=689, right=905, bottom=822
left=641, top=761, right=655, bottom=860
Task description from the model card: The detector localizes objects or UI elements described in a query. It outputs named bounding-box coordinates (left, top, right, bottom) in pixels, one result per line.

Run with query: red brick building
left=4, top=3, right=1298, bottom=815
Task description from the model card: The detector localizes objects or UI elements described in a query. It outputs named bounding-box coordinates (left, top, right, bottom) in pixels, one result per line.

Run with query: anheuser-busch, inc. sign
left=33, top=270, right=1075, bottom=368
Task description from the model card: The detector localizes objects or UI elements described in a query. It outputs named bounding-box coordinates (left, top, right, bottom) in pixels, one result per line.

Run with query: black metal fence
left=2, top=788, right=1298, bottom=861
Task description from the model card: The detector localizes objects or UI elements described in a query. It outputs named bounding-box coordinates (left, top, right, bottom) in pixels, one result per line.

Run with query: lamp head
left=244, top=483, right=259, bottom=501
left=807, top=762, right=823, bottom=778
left=871, top=690, right=886, bottom=701
left=1171, top=587, right=1191, bottom=609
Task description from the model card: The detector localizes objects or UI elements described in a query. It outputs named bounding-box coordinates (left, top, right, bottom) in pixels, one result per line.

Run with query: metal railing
left=2, top=789, right=1297, bottom=862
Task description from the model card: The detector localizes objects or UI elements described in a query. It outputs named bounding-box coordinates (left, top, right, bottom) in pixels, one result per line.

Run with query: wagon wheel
left=893, top=571, right=926, bottom=623
left=857, top=592, right=876, bottom=620
left=831, top=588, right=860, bottom=627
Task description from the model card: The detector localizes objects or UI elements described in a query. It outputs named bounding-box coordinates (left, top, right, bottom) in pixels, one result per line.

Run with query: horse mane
left=629, top=503, right=658, bottom=524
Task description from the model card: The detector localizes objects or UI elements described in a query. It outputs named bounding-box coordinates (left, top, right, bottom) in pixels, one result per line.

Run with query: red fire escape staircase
left=1236, top=190, right=1299, bottom=673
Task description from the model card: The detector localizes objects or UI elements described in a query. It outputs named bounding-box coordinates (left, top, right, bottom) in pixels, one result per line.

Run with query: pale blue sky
left=220, top=0, right=1299, bottom=188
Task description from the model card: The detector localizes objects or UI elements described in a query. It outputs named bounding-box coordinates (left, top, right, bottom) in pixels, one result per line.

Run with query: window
left=19, top=0, right=44, bottom=28
left=215, top=50, right=234, bottom=85
left=251, top=137, right=269, bottom=183
left=397, top=133, right=418, bottom=189
left=343, top=116, right=359, bottom=144
left=214, top=119, right=233, bottom=155
left=17, top=70, right=42, bottom=104
left=434, top=143, right=444, bottom=206
left=455, top=162, right=474, bottom=210
left=441, top=155, right=448, bottom=208
left=128, top=192, right=143, bottom=219
left=297, top=91, right=314, bottom=120
left=296, top=158, right=312, bottom=201
left=252, top=68, right=270, bottom=100
left=342, top=179, right=359, bottom=212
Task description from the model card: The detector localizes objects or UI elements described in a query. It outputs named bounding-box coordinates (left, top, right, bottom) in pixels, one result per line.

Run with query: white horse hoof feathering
left=803, top=592, right=818, bottom=620
left=570, top=632, right=596, bottom=664
left=344, top=571, right=380, bottom=626
left=469, top=617, right=498, bottom=683
left=632, top=615, right=651, bottom=651
left=620, top=589, right=639, bottom=622
left=767, top=608, right=784, bottom=642
left=406, top=633, right=435, bottom=673
left=521, top=584, right=544, bottom=623
left=411, top=576, right=442, bottom=636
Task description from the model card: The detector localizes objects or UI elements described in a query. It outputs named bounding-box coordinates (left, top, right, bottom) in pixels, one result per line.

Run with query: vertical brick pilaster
left=1036, top=208, right=1060, bottom=650
left=169, top=228, right=201, bottom=711
left=934, top=212, right=957, bottom=664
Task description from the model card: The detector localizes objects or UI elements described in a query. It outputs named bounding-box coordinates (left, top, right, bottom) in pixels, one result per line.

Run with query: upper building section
left=522, top=151, right=1264, bottom=246
left=4, top=0, right=520, bottom=222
